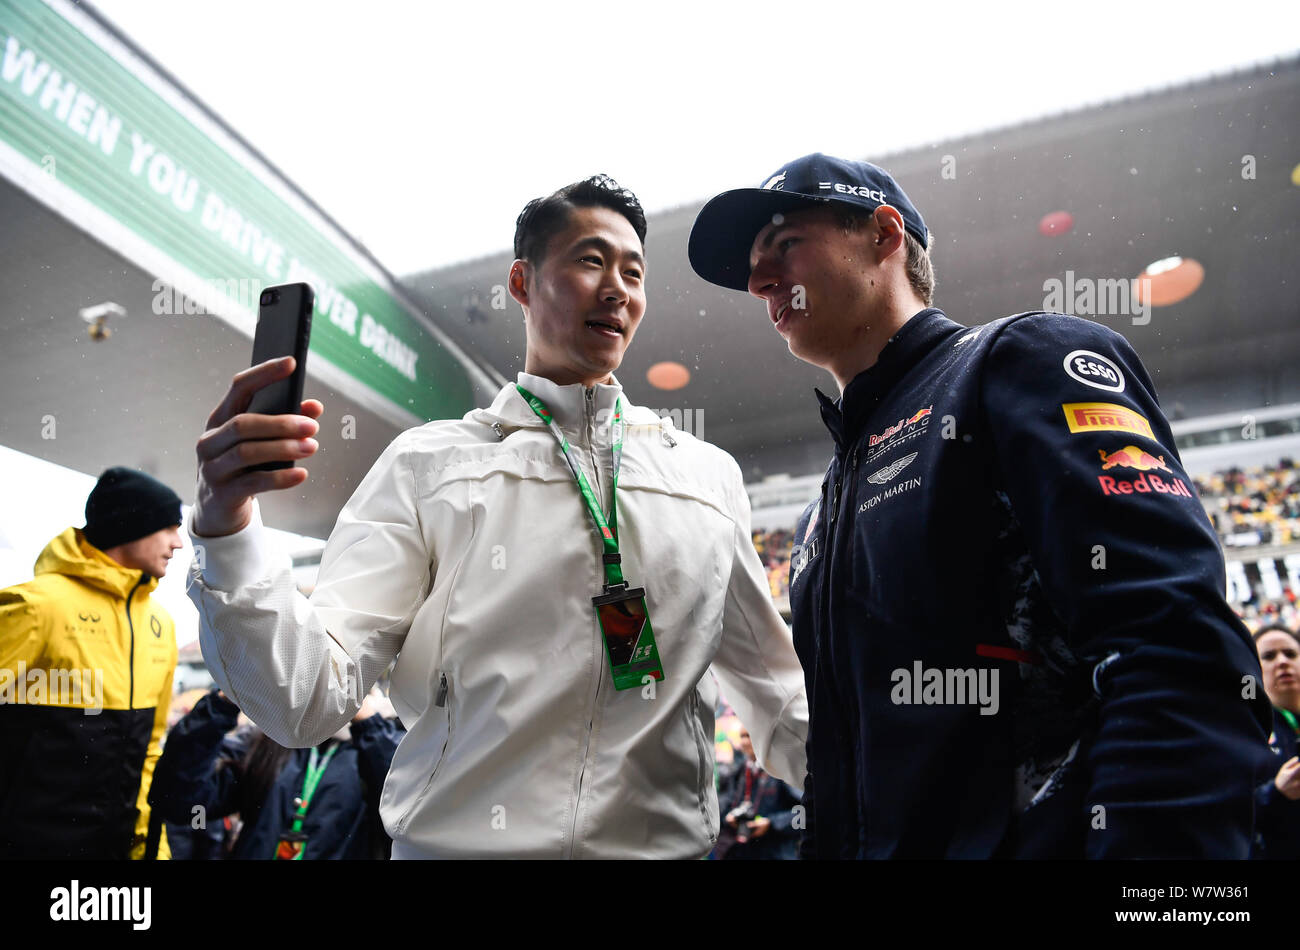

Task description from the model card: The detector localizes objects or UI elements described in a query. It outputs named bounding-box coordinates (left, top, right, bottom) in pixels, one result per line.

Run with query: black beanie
left=83, top=467, right=183, bottom=551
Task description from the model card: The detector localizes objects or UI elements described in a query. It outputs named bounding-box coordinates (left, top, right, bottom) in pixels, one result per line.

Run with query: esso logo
left=1063, top=350, right=1125, bottom=393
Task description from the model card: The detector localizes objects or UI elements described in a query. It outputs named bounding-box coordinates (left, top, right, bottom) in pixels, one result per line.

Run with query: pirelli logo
left=1061, top=402, right=1154, bottom=439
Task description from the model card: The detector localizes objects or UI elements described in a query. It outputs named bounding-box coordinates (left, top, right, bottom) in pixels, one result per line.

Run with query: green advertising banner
left=0, top=0, right=486, bottom=425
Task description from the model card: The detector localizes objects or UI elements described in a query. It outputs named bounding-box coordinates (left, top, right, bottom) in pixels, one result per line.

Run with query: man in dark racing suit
left=688, top=152, right=1274, bottom=858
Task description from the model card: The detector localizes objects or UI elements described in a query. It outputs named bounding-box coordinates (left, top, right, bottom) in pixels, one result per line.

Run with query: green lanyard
left=516, top=384, right=626, bottom=588
left=1280, top=708, right=1299, bottom=735
left=290, top=743, right=338, bottom=835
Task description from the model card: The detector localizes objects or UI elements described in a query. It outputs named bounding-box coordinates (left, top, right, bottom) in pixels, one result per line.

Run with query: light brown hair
left=832, top=205, right=935, bottom=306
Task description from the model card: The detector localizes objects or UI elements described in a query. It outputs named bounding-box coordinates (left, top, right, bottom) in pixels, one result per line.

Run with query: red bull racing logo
left=867, top=405, right=933, bottom=461
left=1096, top=445, right=1192, bottom=498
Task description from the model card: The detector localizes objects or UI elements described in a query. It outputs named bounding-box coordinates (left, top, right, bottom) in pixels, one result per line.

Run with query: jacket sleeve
left=0, top=587, right=46, bottom=671
left=980, top=313, right=1274, bottom=858
left=149, top=689, right=244, bottom=825
left=710, top=458, right=809, bottom=792
left=349, top=713, right=403, bottom=798
left=131, top=647, right=176, bottom=860
left=1255, top=779, right=1300, bottom=857
left=186, top=432, right=433, bottom=747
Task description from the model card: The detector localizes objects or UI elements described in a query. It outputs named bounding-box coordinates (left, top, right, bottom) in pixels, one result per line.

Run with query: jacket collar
left=470, top=372, right=628, bottom=434
left=34, top=527, right=157, bottom=600
left=816, top=308, right=965, bottom=450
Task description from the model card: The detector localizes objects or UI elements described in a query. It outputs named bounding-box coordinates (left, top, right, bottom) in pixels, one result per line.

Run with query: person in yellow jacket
left=0, top=467, right=183, bottom=859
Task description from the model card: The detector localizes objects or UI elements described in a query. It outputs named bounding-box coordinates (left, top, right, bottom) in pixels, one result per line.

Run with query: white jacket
left=187, top=373, right=808, bottom=859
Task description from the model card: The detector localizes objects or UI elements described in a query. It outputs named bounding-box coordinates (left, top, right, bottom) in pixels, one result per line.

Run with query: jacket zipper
left=397, top=672, right=452, bottom=835
left=818, top=449, right=862, bottom=855
left=688, top=690, right=715, bottom=839
left=434, top=671, right=448, bottom=707
left=843, top=443, right=867, bottom=853
left=567, top=386, right=606, bottom=858
left=584, top=387, right=607, bottom=512
left=125, top=576, right=145, bottom=709
left=829, top=458, right=842, bottom=526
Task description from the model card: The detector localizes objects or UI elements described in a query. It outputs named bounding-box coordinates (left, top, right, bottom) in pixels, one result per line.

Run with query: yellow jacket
left=0, top=527, right=176, bottom=859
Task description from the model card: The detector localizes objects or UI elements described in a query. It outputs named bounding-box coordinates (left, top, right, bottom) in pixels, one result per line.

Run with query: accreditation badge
left=273, top=831, right=308, bottom=861
left=592, top=584, right=665, bottom=690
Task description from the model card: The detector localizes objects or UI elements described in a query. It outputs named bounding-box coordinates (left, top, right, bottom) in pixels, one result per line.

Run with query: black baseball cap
left=689, top=152, right=930, bottom=293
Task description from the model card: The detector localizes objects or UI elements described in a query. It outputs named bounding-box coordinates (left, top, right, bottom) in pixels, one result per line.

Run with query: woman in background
left=1252, top=624, right=1300, bottom=859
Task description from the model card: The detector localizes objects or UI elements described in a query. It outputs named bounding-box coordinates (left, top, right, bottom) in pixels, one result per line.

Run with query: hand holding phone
left=245, top=283, right=314, bottom=450
left=191, top=283, right=321, bottom=539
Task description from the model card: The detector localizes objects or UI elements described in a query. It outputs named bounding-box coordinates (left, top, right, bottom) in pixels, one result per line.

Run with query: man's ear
left=508, top=260, right=531, bottom=311
left=871, top=205, right=907, bottom=260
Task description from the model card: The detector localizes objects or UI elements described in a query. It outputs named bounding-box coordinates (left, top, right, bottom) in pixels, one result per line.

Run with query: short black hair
left=513, top=174, right=647, bottom=267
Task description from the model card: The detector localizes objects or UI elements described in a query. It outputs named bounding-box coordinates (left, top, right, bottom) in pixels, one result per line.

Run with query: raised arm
left=187, top=358, right=430, bottom=747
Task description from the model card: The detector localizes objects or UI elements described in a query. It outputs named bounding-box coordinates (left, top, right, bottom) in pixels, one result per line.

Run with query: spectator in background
left=162, top=695, right=253, bottom=860
left=714, top=727, right=802, bottom=860
left=0, top=467, right=182, bottom=859
left=1252, top=624, right=1300, bottom=859
left=150, top=686, right=402, bottom=860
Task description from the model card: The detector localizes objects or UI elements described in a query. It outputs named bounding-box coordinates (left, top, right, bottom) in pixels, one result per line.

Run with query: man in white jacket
left=187, top=175, right=808, bottom=858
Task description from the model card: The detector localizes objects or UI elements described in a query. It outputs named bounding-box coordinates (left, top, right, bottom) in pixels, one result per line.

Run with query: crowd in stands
left=750, top=527, right=794, bottom=599
left=1196, top=458, right=1300, bottom=548
left=1238, top=593, right=1300, bottom=635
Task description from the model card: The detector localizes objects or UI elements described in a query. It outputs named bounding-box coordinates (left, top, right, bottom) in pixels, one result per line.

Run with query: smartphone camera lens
left=260, top=290, right=272, bottom=306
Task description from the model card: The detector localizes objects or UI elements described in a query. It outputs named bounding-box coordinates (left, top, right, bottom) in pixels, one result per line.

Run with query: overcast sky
left=6, top=2, right=1297, bottom=641
left=90, top=0, right=1299, bottom=275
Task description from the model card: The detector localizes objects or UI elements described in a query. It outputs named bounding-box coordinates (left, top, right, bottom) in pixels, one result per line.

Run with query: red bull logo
left=869, top=405, right=933, bottom=448
left=1096, top=445, right=1192, bottom=498
left=1098, top=445, right=1171, bottom=472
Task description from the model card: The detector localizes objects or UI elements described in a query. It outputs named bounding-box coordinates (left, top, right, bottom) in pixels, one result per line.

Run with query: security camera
left=79, top=302, right=126, bottom=342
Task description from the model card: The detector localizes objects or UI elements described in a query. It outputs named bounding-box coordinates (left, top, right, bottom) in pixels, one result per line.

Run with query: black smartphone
left=246, top=281, right=314, bottom=471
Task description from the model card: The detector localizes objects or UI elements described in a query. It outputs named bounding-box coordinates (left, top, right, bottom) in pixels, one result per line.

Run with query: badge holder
left=274, top=830, right=308, bottom=861
left=593, top=582, right=664, bottom=691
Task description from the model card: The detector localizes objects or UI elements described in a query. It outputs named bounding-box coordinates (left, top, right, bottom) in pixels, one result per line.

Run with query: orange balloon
left=1135, top=258, right=1204, bottom=307
left=647, top=361, right=690, bottom=390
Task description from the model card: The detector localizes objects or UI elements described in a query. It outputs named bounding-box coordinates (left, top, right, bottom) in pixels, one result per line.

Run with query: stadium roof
left=405, top=55, right=1300, bottom=481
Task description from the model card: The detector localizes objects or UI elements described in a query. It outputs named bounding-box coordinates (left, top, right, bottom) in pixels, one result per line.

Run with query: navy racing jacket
left=788, top=308, right=1274, bottom=859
